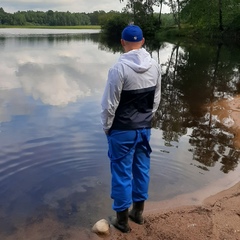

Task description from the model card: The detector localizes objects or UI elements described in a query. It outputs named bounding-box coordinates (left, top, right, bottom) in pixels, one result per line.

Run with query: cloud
left=0, top=66, right=21, bottom=90
left=1, top=0, right=124, bottom=13
left=17, top=62, right=90, bottom=106
left=0, top=29, right=118, bottom=110
left=13, top=42, right=115, bottom=106
left=0, top=90, right=34, bottom=123
left=1, top=0, right=170, bottom=14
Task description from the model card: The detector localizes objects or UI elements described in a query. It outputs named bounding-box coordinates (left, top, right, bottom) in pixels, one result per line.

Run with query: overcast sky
left=1, top=0, right=170, bottom=14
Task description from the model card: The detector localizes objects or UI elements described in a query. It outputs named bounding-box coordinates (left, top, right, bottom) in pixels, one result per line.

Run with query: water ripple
left=0, top=136, right=104, bottom=183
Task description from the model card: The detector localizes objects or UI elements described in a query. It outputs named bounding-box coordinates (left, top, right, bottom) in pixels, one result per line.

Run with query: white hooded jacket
left=101, top=48, right=161, bottom=131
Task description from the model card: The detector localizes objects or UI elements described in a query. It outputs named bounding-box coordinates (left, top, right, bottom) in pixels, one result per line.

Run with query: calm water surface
left=0, top=28, right=239, bottom=238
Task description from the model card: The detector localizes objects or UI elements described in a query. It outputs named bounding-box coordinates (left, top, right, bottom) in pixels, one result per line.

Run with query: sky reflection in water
left=0, top=29, right=239, bottom=238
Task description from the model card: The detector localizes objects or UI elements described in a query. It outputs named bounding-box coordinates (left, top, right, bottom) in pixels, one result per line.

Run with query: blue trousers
left=107, top=128, right=152, bottom=212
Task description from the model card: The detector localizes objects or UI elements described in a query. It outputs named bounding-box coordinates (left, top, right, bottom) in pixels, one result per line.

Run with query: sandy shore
left=98, top=181, right=240, bottom=240
left=2, top=180, right=239, bottom=240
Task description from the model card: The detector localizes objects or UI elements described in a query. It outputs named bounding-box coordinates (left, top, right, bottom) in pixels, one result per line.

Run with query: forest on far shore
left=0, top=7, right=175, bottom=27
left=1, top=0, right=240, bottom=42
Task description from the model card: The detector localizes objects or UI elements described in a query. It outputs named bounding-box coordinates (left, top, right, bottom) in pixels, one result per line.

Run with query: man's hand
left=104, top=129, right=109, bottom=135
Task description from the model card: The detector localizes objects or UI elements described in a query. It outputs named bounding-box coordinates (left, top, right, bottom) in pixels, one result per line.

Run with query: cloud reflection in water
left=0, top=30, right=119, bottom=124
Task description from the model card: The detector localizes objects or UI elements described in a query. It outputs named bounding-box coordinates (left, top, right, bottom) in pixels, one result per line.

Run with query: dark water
left=0, top=29, right=239, bottom=238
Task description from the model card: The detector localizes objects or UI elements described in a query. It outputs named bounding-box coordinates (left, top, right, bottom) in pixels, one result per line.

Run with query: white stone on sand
left=92, top=219, right=110, bottom=235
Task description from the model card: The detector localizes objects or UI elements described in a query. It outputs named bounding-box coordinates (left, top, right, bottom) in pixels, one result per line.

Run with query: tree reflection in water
left=99, top=35, right=240, bottom=173
left=155, top=41, right=240, bottom=174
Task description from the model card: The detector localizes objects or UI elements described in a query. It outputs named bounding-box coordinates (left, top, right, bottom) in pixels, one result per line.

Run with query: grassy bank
left=156, top=26, right=240, bottom=44
left=0, top=25, right=101, bottom=29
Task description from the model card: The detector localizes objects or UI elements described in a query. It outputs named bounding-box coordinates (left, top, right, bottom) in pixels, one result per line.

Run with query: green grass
left=0, top=25, right=101, bottom=29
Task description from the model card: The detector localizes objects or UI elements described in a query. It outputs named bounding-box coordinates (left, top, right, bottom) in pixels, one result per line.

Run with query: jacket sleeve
left=152, top=65, right=161, bottom=114
left=101, top=66, right=123, bottom=131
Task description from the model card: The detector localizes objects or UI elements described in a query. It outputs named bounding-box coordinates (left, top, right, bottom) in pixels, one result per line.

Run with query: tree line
left=1, top=0, right=239, bottom=39
left=99, top=0, right=239, bottom=42
left=120, top=0, right=240, bottom=30
left=0, top=8, right=123, bottom=26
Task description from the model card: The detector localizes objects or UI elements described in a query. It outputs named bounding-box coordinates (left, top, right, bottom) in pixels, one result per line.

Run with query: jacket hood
left=119, top=48, right=152, bottom=73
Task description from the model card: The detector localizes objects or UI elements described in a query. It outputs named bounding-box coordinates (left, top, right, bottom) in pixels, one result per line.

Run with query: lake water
left=0, top=28, right=240, bottom=238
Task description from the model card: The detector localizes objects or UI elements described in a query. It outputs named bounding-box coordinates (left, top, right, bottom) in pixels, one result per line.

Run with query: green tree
left=101, top=14, right=129, bottom=41
left=164, top=0, right=189, bottom=29
left=46, top=10, right=56, bottom=26
left=13, top=11, right=26, bottom=25
left=0, top=7, right=7, bottom=24
left=88, top=10, right=106, bottom=25
left=119, top=0, right=159, bottom=38
left=181, top=0, right=240, bottom=31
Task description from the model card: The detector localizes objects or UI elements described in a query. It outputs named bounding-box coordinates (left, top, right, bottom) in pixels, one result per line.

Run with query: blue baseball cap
left=121, top=25, right=143, bottom=42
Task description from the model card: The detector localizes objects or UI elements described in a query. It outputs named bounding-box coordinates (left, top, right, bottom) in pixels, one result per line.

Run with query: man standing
left=101, top=25, right=161, bottom=233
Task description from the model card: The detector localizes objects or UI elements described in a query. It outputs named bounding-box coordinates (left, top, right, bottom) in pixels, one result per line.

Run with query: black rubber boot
left=129, top=201, right=144, bottom=225
left=110, top=209, right=131, bottom=233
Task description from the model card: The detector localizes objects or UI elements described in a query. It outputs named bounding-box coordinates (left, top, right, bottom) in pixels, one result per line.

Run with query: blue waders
left=107, top=128, right=152, bottom=212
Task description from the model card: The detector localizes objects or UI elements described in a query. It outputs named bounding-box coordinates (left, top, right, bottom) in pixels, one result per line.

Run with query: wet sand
left=105, top=181, right=240, bottom=240
left=208, top=95, right=240, bottom=148
left=2, top=180, right=239, bottom=240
